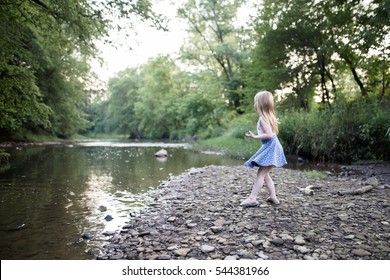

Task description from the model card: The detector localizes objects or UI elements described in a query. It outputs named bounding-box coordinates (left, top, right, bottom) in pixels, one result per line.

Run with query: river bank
left=97, top=165, right=389, bottom=260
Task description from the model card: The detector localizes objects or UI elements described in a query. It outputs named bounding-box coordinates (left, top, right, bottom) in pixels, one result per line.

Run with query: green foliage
left=106, top=68, right=142, bottom=136
left=279, top=97, right=390, bottom=162
left=178, top=0, right=250, bottom=111
left=225, top=113, right=257, bottom=139
left=0, top=64, right=52, bottom=130
left=93, top=56, right=229, bottom=140
left=0, top=0, right=159, bottom=140
left=193, top=112, right=262, bottom=159
left=302, top=170, right=326, bottom=179
left=0, top=149, right=10, bottom=165
left=193, top=134, right=260, bottom=159
left=248, top=0, right=389, bottom=108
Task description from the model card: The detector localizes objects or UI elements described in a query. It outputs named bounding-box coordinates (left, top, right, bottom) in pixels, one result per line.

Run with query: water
left=0, top=141, right=242, bottom=260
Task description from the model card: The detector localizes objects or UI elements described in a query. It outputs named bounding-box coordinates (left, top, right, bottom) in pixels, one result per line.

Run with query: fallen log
left=337, top=185, right=374, bottom=196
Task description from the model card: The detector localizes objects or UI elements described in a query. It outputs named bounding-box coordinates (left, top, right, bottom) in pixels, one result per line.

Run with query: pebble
left=96, top=165, right=390, bottom=260
left=167, top=216, right=176, bottom=222
left=294, top=245, right=310, bottom=254
left=186, top=223, right=197, bottom=228
left=270, top=238, right=284, bottom=246
left=174, top=248, right=191, bottom=257
left=104, top=215, right=113, bottom=221
left=200, top=245, right=215, bottom=253
left=210, top=226, right=223, bottom=233
left=257, top=251, right=269, bottom=259
left=294, top=235, right=306, bottom=245
left=279, top=233, right=294, bottom=241
left=344, top=235, right=355, bottom=240
left=351, top=249, right=371, bottom=257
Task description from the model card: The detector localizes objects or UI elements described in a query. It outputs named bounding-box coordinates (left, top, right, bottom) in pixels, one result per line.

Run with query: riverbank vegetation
left=0, top=149, right=10, bottom=165
left=1, top=0, right=389, bottom=162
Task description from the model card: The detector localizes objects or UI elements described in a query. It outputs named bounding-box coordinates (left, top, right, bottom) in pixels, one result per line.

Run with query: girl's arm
left=245, top=118, right=274, bottom=140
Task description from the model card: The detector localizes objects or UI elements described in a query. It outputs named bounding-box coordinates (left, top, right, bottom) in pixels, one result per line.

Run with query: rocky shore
left=97, top=165, right=389, bottom=260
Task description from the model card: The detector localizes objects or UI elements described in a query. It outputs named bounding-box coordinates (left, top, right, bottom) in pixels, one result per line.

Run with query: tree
left=249, top=0, right=335, bottom=108
left=0, top=0, right=162, bottom=138
left=178, top=0, right=250, bottom=111
left=134, top=56, right=179, bottom=139
left=0, top=4, right=52, bottom=132
left=249, top=0, right=389, bottom=110
left=106, top=68, right=141, bottom=137
left=93, top=54, right=227, bottom=140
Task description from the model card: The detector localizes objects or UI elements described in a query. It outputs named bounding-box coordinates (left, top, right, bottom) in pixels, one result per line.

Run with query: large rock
left=155, top=149, right=168, bottom=157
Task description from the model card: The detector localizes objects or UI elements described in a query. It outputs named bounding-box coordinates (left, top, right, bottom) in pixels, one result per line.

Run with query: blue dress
left=245, top=118, right=287, bottom=168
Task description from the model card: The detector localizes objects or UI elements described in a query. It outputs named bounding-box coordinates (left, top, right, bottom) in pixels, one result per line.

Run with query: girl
left=241, top=91, right=287, bottom=207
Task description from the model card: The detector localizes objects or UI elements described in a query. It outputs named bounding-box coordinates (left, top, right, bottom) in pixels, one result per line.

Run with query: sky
left=91, top=1, right=187, bottom=83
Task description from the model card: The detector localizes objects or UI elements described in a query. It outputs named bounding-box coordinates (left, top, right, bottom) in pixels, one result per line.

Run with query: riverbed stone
left=294, top=245, right=310, bottom=254
left=257, top=251, right=269, bottom=259
left=270, top=238, right=284, bottom=246
left=351, top=249, right=371, bottom=257
left=155, top=149, right=168, bottom=157
left=200, top=245, right=215, bottom=253
left=365, top=177, right=379, bottom=187
left=158, top=255, right=171, bottom=260
left=82, top=232, right=95, bottom=240
left=167, top=216, right=176, bottom=222
left=104, top=215, right=113, bottom=221
left=294, top=235, right=306, bottom=245
left=174, top=248, right=191, bottom=257
left=96, top=165, right=390, bottom=260
left=186, top=223, right=197, bottom=228
left=210, top=226, right=223, bottom=233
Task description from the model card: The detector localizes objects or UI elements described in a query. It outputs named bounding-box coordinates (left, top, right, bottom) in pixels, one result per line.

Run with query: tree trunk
left=349, top=66, right=368, bottom=97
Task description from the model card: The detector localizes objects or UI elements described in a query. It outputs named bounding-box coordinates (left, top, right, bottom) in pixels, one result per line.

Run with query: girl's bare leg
left=264, top=173, right=280, bottom=204
left=241, top=166, right=272, bottom=205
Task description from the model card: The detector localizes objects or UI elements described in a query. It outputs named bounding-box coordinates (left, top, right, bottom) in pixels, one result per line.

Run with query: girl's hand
left=245, top=131, right=255, bottom=138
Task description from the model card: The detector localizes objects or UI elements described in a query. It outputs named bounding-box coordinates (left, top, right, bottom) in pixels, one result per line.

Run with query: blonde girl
left=241, top=91, right=287, bottom=207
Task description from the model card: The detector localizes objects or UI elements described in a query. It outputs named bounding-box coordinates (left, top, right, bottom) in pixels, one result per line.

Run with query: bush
left=279, top=97, right=390, bottom=162
left=0, top=149, right=10, bottom=165
left=226, top=113, right=258, bottom=139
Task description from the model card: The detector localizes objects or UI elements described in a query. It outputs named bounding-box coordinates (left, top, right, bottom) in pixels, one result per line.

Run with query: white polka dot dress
left=245, top=118, right=287, bottom=168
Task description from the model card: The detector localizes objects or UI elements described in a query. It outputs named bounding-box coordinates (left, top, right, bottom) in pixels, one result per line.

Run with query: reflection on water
left=0, top=142, right=241, bottom=260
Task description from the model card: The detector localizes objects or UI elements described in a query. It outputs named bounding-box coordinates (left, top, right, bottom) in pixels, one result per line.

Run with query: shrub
left=279, top=97, right=390, bottom=162
left=0, top=149, right=10, bottom=165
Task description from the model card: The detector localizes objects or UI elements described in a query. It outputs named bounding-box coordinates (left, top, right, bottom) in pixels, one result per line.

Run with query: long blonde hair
left=254, top=91, right=279, bottom=134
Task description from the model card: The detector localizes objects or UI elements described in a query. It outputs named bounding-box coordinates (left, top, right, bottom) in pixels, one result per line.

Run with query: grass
left=5, top=131, right=61, bottom=142
left=192, top=135, right=261, bottom=159
left=80, top=133, right=130, bottom=140
left=302, top=170, right=327, bottom=179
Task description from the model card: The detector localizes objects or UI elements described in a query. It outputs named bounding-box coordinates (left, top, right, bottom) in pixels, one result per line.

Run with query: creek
left=0, top=141, right=242, bottom=259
